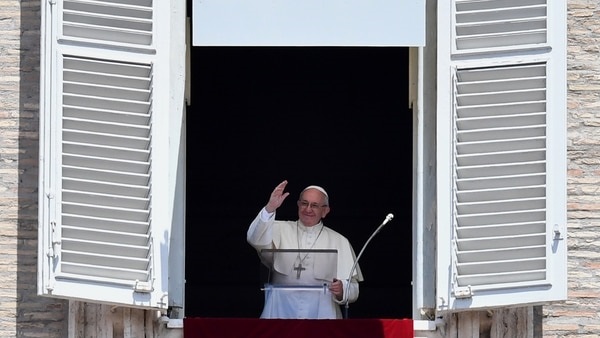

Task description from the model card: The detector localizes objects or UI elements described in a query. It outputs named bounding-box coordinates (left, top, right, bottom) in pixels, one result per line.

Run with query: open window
left=37, top=0, right=567, bottom=323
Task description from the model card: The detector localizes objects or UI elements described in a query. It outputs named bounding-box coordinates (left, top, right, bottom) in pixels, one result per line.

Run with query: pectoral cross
left=294, top=263, right=306, bottom=279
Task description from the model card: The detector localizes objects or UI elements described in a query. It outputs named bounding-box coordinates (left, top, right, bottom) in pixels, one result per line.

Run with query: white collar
left=297, top=221, right=323, bottom=233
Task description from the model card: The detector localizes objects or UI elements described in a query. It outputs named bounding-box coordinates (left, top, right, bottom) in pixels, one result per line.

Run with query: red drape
left=184, top=318, right=414, bottom=338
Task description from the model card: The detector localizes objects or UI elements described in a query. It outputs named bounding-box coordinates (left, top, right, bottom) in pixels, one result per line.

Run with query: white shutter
left=38, top=0, right=185, bottom=310
left=436, top=0, right=566, bottom=312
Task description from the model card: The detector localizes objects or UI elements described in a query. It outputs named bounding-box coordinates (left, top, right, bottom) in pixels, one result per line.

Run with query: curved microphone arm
left=343, top=213, right=394, bottom=319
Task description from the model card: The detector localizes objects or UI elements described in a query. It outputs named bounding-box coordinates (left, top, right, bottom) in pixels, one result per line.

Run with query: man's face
left=297, top=189, right=330, bottom=227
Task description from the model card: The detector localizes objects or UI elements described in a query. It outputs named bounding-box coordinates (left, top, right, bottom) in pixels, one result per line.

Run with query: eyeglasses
left=298, top=200, right=328, bottom=210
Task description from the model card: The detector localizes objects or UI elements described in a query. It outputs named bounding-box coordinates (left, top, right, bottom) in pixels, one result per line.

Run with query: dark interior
left=184, top=46, right=413, bottom=319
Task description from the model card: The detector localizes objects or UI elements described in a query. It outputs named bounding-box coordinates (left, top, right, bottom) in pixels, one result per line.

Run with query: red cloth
left=184, top=318, right=413, bottom=338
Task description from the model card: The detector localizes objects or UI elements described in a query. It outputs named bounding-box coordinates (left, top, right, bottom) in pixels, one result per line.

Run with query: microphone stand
left=343, top=214, right=393, bottom=319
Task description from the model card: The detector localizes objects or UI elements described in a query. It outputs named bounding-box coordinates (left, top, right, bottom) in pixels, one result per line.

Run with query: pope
left=247, top=180, right=363, bottom=319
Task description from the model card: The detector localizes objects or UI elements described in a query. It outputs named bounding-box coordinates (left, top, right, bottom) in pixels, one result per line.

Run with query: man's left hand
left=330, top=278, right=343, bottom=301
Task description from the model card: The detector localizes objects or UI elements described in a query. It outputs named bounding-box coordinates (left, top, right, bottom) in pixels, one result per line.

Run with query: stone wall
left=542, top=1, right=600, bottom=337
left=0, top=0, right=68, bottom=337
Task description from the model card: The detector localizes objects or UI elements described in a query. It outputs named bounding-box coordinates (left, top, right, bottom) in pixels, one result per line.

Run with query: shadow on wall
left=18, top=1, right=70, bottom=337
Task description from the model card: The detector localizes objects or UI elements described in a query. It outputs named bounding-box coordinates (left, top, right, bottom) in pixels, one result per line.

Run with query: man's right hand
left=265, top=180, right=290, bottom=213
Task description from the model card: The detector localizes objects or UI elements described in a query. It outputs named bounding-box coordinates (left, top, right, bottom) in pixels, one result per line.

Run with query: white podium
left=258, top=249, right=339, bottom=319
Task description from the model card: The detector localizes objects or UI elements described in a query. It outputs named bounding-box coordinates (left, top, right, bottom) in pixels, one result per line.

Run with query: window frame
left=38, top=0, right=567, bottom=322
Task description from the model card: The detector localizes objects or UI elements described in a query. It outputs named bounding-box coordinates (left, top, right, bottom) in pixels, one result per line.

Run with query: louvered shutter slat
left=457, top=246, right=546, bottom=261
left=64, top=95, right=151, bottom=113
left=456, top=149, right=546, bottom=166
left=62, top=242, right=149, bottom=262
left=63, top=224, right=149, bottom=245
left=61, top=262, right=149, bottom=281
left=457, top=197, right=545, bottom=214
left=63, top=107, right=150, bottom=125
left=62, top=215, right=149, bottom=234
left=457, top=186, right=545, bottom=202
left=457, top=137, right=545, bottom=153
left=458, top=100, right=546, bottom=118
left=63, top=119, right=150, bottom=138
left=458, top=235, right=545, bottom=251
left=64, top=71, right=151, bottom=90
left=457, top=161, right=546, bottom=178
left=63, top=177, right=149, bottom=195
left=457, top=221, right=546, bottom=239
left=62, top=202, right=149, bottom=221
left=457, top=209, right=546, bottom=227
left=63, top=12, right=152, bottom=31
left=64, top=56, right=152, bottom=77
left=62, top=190, right=149, bottom=209
left=457, top=7, right=546, bottom=23
left=457, top=173, right=546, bottom=190
left=455, top=0, right=544, bottom=11
left=457, top=257, right=545, bottom=275
left=457, top=19, right=546, bottom=36
left=457, top=126, right=546, bottom=144
left=457, top=116, right=545, bottom=131
left=63, top=130, right=150, bottom=149
left=63, top=139, right=150, bottom=158
left=457, top=271, right=547, bottom=287
left=64, top=83, right=151, bottom=101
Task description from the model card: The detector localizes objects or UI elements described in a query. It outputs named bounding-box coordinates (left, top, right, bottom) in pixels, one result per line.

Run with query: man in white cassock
left=247, top=180, right=363, bottom=319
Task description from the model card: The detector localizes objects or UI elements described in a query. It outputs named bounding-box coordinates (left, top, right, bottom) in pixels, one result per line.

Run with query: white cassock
left=247, top=208, right=363, bottom=319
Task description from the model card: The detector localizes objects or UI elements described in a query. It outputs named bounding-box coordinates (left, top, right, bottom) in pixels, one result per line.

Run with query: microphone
left=382, top=213, right=394, bottom=226
left=343, top=213, right=394, bottom=319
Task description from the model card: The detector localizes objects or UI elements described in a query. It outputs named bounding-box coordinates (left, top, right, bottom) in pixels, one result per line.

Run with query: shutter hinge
left=453, top=285, right=473, bottom=299
left=134, top=280, right=154, bottom=293
left=48, top=0, right=56, bottom=5
left=158, top=293, right=169, bottom=308
left=553, top=224, right=564, bottom=240
left=46, top=282, right=55, bottom=292
left=47, top=221, right=61, bottom=258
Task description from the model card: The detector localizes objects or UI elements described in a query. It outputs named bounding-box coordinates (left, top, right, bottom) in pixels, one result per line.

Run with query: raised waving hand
left=265, top=180, right=290, bottom=213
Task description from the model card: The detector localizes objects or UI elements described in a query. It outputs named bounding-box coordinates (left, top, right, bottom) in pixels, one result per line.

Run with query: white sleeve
left=246, top=207, right=275, bottom=247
